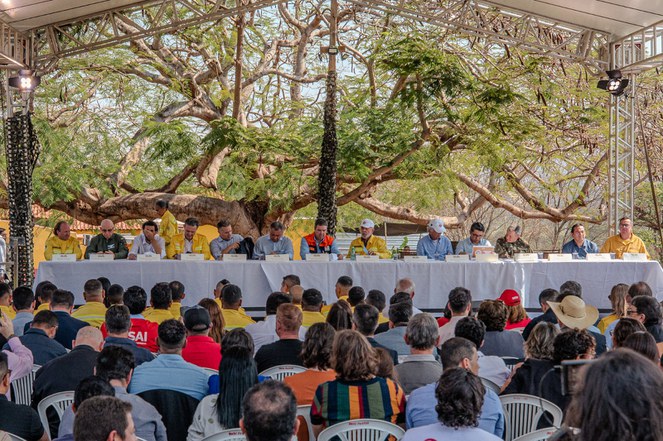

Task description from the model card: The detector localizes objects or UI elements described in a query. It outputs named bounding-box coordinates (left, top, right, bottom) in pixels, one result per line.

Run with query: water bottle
left=350, top=246, right=356, bottom=261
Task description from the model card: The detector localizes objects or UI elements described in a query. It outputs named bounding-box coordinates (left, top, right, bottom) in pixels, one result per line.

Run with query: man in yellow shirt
left=321, top=275, right=353, bottom=315
left=35, top=281, right=57, bottom=313
left=301, top=289, right=326, bottom=327
left=168, top=280, right=186, bottom=319
left=0, top=283, right=14, bottom=319
left=166, top=217, right=212, bottom=260
left=44, top=221, right=83, bottom=260
left=220, top=284, right=255, bottom=330
left=72, top=279, right=108, bottom=327
left=143, top=282, right=175, bottom=324
left=347, top=219, right=390, bottom=259
left=155, top=199, right=178, bottom=248
left=600, top=217, right=650, bottom=259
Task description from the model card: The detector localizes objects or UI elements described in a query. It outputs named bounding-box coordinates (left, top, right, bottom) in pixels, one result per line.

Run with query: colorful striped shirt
left=311, top=377, right=405, bottom=427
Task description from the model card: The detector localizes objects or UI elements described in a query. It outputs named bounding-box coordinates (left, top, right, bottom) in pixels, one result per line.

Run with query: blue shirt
left=299, top=237, right=341, bottom=260
left=104, top=336, right=155, bottom=366
left=129, top=354, right=209, bottom=400
left=12, top=312, right=34, bottom=337
left=455, top=237, right=492, bottom=255
left=416, top=235, right=453, bottom=261
left=253, top=235, right=294, bottom=260
left=561, top=239, right=599, bottom=258
left=406, top=382, right=504, bottom=437
left=4, top=327, right=67, bottom=366
left=209, top=234, right=244, bottom=259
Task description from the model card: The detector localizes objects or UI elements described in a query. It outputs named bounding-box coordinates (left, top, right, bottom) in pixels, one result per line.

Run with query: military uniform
left=494, top=237, right=532, bottom=258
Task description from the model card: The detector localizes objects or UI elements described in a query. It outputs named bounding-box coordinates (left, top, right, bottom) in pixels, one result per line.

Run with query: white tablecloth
left=34, top=260, right=663, bottom=311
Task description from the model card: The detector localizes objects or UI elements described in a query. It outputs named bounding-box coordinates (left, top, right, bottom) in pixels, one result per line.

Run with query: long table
left=34, top=260, right=663, bottom=311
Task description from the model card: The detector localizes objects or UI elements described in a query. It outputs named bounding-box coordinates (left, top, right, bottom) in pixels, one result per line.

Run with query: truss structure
left=612, top=19, right=663, bottom=74
left=0, top=22, right=33, bottom=70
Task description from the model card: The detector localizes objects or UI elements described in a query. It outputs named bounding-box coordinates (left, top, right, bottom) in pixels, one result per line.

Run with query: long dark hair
left=215, top=346, right=258, bottom=428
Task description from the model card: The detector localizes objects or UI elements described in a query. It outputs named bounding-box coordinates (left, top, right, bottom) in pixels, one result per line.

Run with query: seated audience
left=197, top=298, right=225, bottom=344
left=597, top=283, right=629, bottom=334
left=498, top=289, right=531, bottom=330
left=403, top=367, right=501, bottom=441
left=45, top=289, right=88, bottom=350
left=0, top=315, right=33, bottom=395
left=143, top=283, right=175, bottom=324
left=611, top=317, right=647, bottom=349
left=394, top=313, right=443, bottom=394
left=352, top=304, right=398, bottom=365
left=289, top=285, right=304, bottom=308
left=375, top=347, right=397, bottom=381
left=72, top=279, right=108, bottom=327
left=34, top=281, right=57, bottom=313
left=629, top=281, right=653, bottom=298
left=622, top=331, right=660, bottom=365
left=187, top=346, right=259, bottom=440
left=522, top=288, right=559, bottom=341
left=406, top=337, right=504, bottom=437
left=550, top=292, right=607, bottom=354
left=454, top=317, right=511, bottom=388
left=564, top=349, right=663, bottom=441
left=118, top=286, right=159, bottom=352
left=366, top=289, right=389, bottom=333
left=394, top=278, right=423, bottom=314
left=321, top=276, right=352, bottom=315
left=73, top=396, right=135, bottom=441
left=5, top=310, right=66, bottom=365
left=128, top=319, right=209, bottom=401
left=55, top=376, right=116, bottom=441
left=629, top=295, right=663, bottom=343
left=284, top=323, right=336, bottom=404
left=311, top=330, right=405, bottom=436
left=11, top=286, right=35, bottom=337
left=181, top=306, right=221, bottom=369
left=374, top=302, right=413, bottom=357
left=280, top=275, right=301, bottom=294
left=105, top=284, right=125, bottom=308
left=325, top=300, right=353, bottom=331
left=0, top=284, right=13, bottom=321
left=240, top=381, right=299, bottom=441
left=477, top=300, right=524, bottom=358
left=245, top=292, right=295, bottom=354
left=220, top=284, right=255, bottom=330
left=438, top=287, right=472, bottom=345
left=103, top=305, right=155, bottom=366
left=254, top=304, right=304, bottom=373
left=347, top=286, right=365, bottom=308
left=168, top=281, right=186, bottom=319
left=300, top=289, right=326, bottom=327
left=207, top=329, right=256, bottom=395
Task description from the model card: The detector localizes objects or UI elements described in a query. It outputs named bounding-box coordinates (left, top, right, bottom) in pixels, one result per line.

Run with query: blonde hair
left=198, top=298, right=225, bottom=343
left=525, top=322, right=559, bottom=360
left=276, top=303, right=303, bottom=332
left=609, top=283, right=630, bottom=317
left=332, top=330, right=377, bottom=381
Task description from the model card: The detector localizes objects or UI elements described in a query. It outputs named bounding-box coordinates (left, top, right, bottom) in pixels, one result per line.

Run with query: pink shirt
left=3, top=336, right=34, bottom=398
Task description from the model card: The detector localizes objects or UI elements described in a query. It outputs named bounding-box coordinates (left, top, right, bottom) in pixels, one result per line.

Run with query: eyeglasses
left=619, top=224, right=631, bottom=228
left=101, top=229, right=114, bottom=232
left=627, top=308, right=639, bottom=315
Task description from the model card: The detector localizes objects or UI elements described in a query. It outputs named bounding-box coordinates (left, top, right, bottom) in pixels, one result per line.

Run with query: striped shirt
left=311, top=377, right=405, bottom=427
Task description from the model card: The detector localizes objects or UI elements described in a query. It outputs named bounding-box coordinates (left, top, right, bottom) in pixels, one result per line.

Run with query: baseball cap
left=184, top=306, right=211, bottom=332
left=427, top=218, right=446, bottom=234
left=498, top=289, right=521, bottom=306
left=360, top=219, right=375, bottom=229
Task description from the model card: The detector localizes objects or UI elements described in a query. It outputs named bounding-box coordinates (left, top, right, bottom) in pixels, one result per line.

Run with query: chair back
left=500, top=394, right=563, bottom=441
left=138, top=389, right=200, bottom=441
left=317, top=419, right=405, bottom=441
left=480, top=377, right=501, bottom=394
left=501, top=357, right=523, bottom=370
left=201, top=428, right=246, bottom=441
left=37, top=391, right=74, bottom=441
left=7, top=433, right=28, bottom=441
left=10, top=364, right=41, bottom=406
left=258, top=365, right=306, bottom=381
left=296, top=405, right=315, bottom=441
left=513, top=427, right=559, bottom=441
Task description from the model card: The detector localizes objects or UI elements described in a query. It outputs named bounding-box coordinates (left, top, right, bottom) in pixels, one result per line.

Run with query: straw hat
left=547, top=296, right=599, bottom=330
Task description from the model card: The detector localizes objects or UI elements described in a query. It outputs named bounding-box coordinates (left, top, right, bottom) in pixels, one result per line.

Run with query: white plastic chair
left=7, top=433, right=27, bottom=441
left=513, top=427, right=559, bottom=441
left=10, top=364, right=41, bottom=406
left=37, top=391, right=75, bottom=441
left=201, top=428, right=246, bottom=441
left=296, top=405, right=315, bottom=441
left=258, top=365, right=306, bottom=381
left=317, top=419, right=405, bottom=441
left=500, top=394, right=563, bottom=441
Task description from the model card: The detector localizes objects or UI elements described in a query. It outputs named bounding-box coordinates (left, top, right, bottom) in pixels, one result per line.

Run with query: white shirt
left=403, top=423, right=501, bottom=441
left=438, top=316, right=466, bottom=345
left=129, top=233, right=166, bottom=258
left=244, top=315, right=306, bottom=355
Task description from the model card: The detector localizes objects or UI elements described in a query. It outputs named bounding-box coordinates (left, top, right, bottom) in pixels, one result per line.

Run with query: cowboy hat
left=547, top=296, right=598, bottom=330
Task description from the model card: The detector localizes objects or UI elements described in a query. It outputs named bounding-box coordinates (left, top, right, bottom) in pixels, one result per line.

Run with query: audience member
left=182, top=306, right=221, bottom=369
left=438, top=287, right=472, bottom=345
left=394, top=278, right=422, bottom=314
left=280, top=275, right=301, bottom=294
left=241, top=381, right=299, bottom=441
left=207, top=329, right=256, bottom=395
left=301, top=289, right=326, bottom=327
left=168, top=281, right=186, bottom=319
left=321, top=276, right=352, bottom=314
left=120, top=286, right=159, bottom=352
left=366, top=289, right=389, bottom=333
left=347, top=286, right=365, bottom=307
left=105, top=284, right=125, bottom=308
left=352, top=304, right=398, bottom=365
left=73, top=396, right=136, bottom=441
left=551, top=292, right=607, bottom=354
left=394, top=313, right=443, bottom=394
left=289, top=285, right=304, bottom=307
left=560, top=280, right=582, bottom=297
left=325, top=300, right=352, bottom=331
left=104, top=305, right=155, bottom=366
left=55, top=376, right=116, bottom=441
left=143, top=283, right=174, bottom=324
left=476, top=300, right=524, bottom=358
left=311, top=330, right=405, bottom=436
left=454, top=317, right=511, bottom=388
left=374, top=347, right=397, bottom=381
left=34, top=281, right=57, bottom=313
left=220, top=284, right=255, bottom=330
left=522, top=289, right=558, bottom=341
left=5, top=310, right=66, bottom=365
left=0, top=283, right=13, bottom=320
left=629, top=281, right=653, bottom=298
left=197, top=298, right=225, bottom=344
left=597, top=283, right=629, bottom=334
left=245, top=292, right=296, bottom=354
left=612, top=317, right=647, bottom=349
left=498, top=289, right=531, bottom=330
left=98, top=278, right=112, bottom=298
left=254, top=304, right=304, bottom=373
left=11, top=286, right=35, bottom=337
left=630, top=295, right=663, bottom=343
left=72, top=279, right=108, bottom=327
left=622, top=331, right=660, bottom=364
left=374, top=302, right=413, bottom=357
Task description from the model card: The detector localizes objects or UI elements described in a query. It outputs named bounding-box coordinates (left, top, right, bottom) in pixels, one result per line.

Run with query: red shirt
left=101, top=318, right=159, bottom=352
left=182, top=335, right=222, bottom=370
left=437, top=316, right=450, bottom=327
left=506, top=317, right=532, bottom=330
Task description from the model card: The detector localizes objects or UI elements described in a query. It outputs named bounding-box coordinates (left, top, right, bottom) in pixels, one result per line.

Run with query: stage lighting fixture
left=8, top=69, right=41, bottom=92
left=597, top=70, right=629, bottom=96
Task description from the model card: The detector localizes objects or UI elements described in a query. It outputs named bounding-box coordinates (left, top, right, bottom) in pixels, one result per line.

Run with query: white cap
left=428, top=218, right=446, bottom=234
left=360, top=219, right=375, bottom=228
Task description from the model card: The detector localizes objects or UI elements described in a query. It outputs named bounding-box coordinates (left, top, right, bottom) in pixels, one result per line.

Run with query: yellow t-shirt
left=72, top=301, right=108, bottom=328
left=321, top=295, right=350, bottom=316
left=160, top=210, right=178, bottom=247
left=169, top=302, right=182, bottom=320
left=166, top=233, right=212, bottom=260
left=44, top=236, right=83, bottom=260
left=36, top=303, right=50, bottom=313
left=347, top=235, right=391, bottom=259
left=0, top=305, right=16, bottom=320
left=222, top=308, right=255, bottom=330
left=143, top=308, right=175, bottom=324
left=600, top=234, right=650, bottom=259
left=302, top=310, right=326, bottom=328
left=597, top=313, right=619, bottom=334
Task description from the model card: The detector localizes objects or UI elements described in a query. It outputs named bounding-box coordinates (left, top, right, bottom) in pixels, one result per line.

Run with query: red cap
left=498, top=289, right=521, bottom=306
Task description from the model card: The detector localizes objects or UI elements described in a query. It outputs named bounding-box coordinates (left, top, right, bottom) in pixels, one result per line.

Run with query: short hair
left=84, top=279, right=103, bottom=297
left=276, top=304, right=302, bottom=332
left=301, top=289, right=323, bottom=309
left=538, top=288, right=558, bottom=306
left=395, top=278, right=415, bottom=294
left=525, top=322, right=559, bottom=360
left=0, top=352, right=6, bottom=378
left=54, top=221, right=69, bottom=234
left=560, top=280, right=582, bottom=297
left=35, top=281, right=57, bottom=303
left=629, top=281, right=653, bottom=298
left=622, top=332, right=660, bottom=363
left=390, top=292, right=413, bottom=306
left=12, top=286, right=34, bottom=310
left=242, top=381, right=298, bottom=441
left=405, top=313, right=438, bottom=350
left=470, top=222, right=485, bottom=233
left=74, top=396, right=132, bottom=441
left=222, top=284, right=243, bottom=307
left=0, top=283, right=10, bottom=300
left=142, top=220, right=158, bottom=232
left=448, top=287, right=472, bottom=314
left=158, top=319, right=186, bottom=350
left=477, top=300, right=507, bottom=331
left=314, top=218, right=328, bottom=227
left=366, top=290, right=386, bottom=312
left=184, top=217, right=200, bottom=227
left=123, top=286, right=147, bottom=315
left=332, top=330, right=377, bottom=380
left=632, top=295, right=663, bottom=326
left=221, top=328, right=255, bottom=354
left=435, top=367, right=484, bottom=428
left=269, top=221, right=285, bottom=231
left=440, top=337, right=476, bottom=370
left=388, top=302, right=412, bottom=325
left=281, top=275, right=300, bottom=290
left=336, top=276, right=353, bottom=288
left=300, top=322, right=335, bottom=369
left=553, top=328, right=595, bottom=362
left=150, top=282, right=172, bottom=309
left=32, top=310, right=58, bottom=328
left=156, top=200, right=169, bottom=209
left=265, top=292, right=292, bottom=315
left=507, top=225, right=522, bottom=235
left=348, top=286, right=365, bottom=307
left=454, top=317, right=486, bottom=349
left=326, top=301, right=353, bottom=331
left=570, top=223, right=584, bottom=234
left=106, top=284, right=124, bottom=306
left=73, top=376, right=115, bottom=409
left=613, top=317, right=647, bottom=348
left=95, top=346, right=136, bottom=381
left=105, top=305, right=132, bottom=334
left=352, top=304, right=379, bottom=336
left=51, top=289, right=75, bottom=308
left=97, top=277, right=111, bottom=294
left=169, top=281, right=185, bottom=302
left=217, top=220, right=231, bottom=229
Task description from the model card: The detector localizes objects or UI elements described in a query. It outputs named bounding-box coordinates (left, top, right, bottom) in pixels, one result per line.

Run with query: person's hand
left=128, top=254, right=137, bottom=260
left=337, top=254, right=344, bottom=260
left=0, top=312, right=15, bottom=339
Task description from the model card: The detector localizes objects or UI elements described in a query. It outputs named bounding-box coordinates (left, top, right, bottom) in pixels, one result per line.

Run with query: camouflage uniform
left=494, top=237, right=532, bottom=258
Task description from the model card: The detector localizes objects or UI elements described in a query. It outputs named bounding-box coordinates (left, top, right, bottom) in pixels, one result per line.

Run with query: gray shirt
left=394, top=354, right=444, bottom=395
left=253, top=235, right=294, bottom=260
left=210, top=234, right=243, bottom=259
left=12, top=312, right=33, bottom=337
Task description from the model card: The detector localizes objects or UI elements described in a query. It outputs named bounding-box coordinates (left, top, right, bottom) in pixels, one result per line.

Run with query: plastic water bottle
left=350, top=246, right=356, bottom=261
